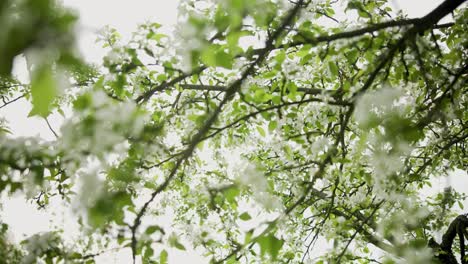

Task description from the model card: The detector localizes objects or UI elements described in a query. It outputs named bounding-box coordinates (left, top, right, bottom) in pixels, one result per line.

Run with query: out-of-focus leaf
left=239, top=212, right=252, bottom=221
left=257, top=234, right=284, bottom=260
left=28, top=65, right=57, bottom=117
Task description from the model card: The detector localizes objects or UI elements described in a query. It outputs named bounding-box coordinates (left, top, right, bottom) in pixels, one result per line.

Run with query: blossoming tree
left=0, top=0, right=467, bottom=263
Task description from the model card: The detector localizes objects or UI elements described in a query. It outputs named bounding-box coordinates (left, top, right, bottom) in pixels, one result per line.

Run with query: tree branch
left=0, top=93, right=26, bottom=109
left=180, top=84, right=330, bottom=96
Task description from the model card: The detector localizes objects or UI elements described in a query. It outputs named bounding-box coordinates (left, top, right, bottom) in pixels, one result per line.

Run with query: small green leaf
left=239, top=212, right=252, bottom=221
left=257, top=126, right=266, bottom=137
left=144, top=246, right=154, bottom=259
left=174, top=241, right=186, bottom=251
left=244, top=230, right=253, bottom=244
left=257, top=234, right=284, bottom=260
left=328, top=61, right=339, bottom=77
left=343, top=80, right=351, bottom=92
left=226, top=256, right=239, bottom=264
left=363, top=246, right=369, bottom=253
left=157, top=74, right=167, bottom=82
left=201, top=46, right=233, bottom=69
left=272, top=95, right=281, bottom=104
left=224, top=186, right=240, bottom=204
left=169, top=234, right=186, bottom=251
left=358, top=10, right=370, bottom=18
left=150, top=33, right=167, bottom=42
left=215, top=50, right=233, bottom=69
left=275, top=50, right=286, bottom=65
left=29, top=65, right=58, bottom=117
left=214, top=8, right=229, bottom=31
left=284, top=251, right=295, bottom=259
left=33, top=167, right=45, bottom=185
left=268, top=121, right=278, bottom=132
left=160, top=249, right=168, bottom=264
left=325, top=7, right=335, bottom=16
left=347, top=49, right=359, bottom=62
left=201, top=47, right=217, bottom=67
left=145, top=225, right=164, bottom=235
left=283, top=145, right=293, bottom=159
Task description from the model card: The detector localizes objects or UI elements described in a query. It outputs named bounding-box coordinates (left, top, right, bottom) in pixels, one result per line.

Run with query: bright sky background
left=1, top=0, right=466, bottom=263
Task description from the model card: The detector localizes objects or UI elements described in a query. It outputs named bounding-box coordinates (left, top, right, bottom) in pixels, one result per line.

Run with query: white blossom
left=22, top=232, right=61, bottom=264
left=354, top=86, right=404, bottom=128
left=398, top=247, right=434, bottom=264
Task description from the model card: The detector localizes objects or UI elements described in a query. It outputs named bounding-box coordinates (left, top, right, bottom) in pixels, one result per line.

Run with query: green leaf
left=275, top=50, right=286, bottom=65
left=244, top=230, right=253, bottom=244
left=268, top=121, right=278, bottom=132
left=363, top=246, right=369, bottom=253
left=29, top=65, right=58, bottom=117
left=257, top=234, right=284, bottom=260
left=73, top=93, right=92, bottom=111
left=358, top=10, right=370, bottom=18
left=215, top=50, right=233, bottom=69
left=145, top=225, right=164, bottom=235
left=284, top=251, right=295, bottom=259
left=347, top=49, right=359, bottom=63
left=149, top=33, right=167, bottom=42
left=239, top=212, right=252, bottom=221
left=169, top=235, right=186, bottom=251
left=201, top=46, right=217, bottom=67
left=283, top=145, right=293, bottom=159
left=201, top=46, right=234, bottom=69
left=160, top=249, right=168, bottom=264
left=215, top=8, right=229, bottom=31
left=33, top=167, right=45, bottom=185
left=223, top=186, right=240, bottom=204
left=174, top=241, right=186, bottom=251
left=257, top=126, right=266, bottom=137
left=328, top=61, right=339, bottom=77
left=144, top=245, right=154, bottom=259
left=227, top=30, right=251, bottom=53
left=157, top=74, right=167, bottom=82
left=88, top=191, right=132, bottom=227
left=226, top=256, right=239, bottom=264
left=272, top=95, right=281, bottom=104
left=325, top=7, right=335, bottom=16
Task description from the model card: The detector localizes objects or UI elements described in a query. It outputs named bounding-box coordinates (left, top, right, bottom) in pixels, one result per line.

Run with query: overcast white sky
left=1, top=0, right=466, bottom=263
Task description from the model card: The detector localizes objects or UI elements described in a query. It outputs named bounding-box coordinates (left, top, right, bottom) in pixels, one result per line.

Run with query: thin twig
left=44, top=117, right=58, bottom=138
left=0, top=93, right=26, bottom=109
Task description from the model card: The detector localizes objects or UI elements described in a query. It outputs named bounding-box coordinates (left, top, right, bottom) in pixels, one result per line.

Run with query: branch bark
left=430, top=214, right=468, bottom=264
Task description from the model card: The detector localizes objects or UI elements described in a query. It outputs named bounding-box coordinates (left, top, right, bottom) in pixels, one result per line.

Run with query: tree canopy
left=0, top=0, right=467, bottom=263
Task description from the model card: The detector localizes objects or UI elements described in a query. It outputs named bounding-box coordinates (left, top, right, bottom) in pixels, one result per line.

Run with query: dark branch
left=135, top=67, right=206, bottom=104
left=0, top=93, right=26, bottom=109
left=430, top=214, right=468, bottom=264
left=180, top=84, right=329, bottom=96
